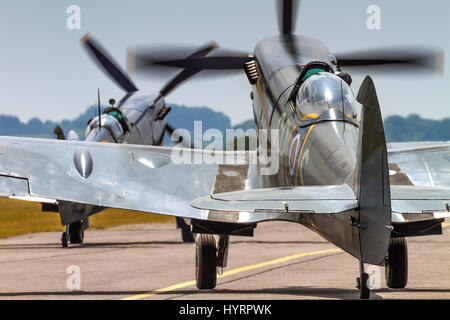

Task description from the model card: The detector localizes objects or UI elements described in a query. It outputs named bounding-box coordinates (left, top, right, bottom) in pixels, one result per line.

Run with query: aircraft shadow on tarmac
left=229, top=240, right=328, bottom=245
left=0, top=239, right=327, bottom=250
left=0, top=288, right=363, bottom=299
left=162, top=287, right=450, bottom=300
left=158, top=287, right=379, bottom=300
left=2, top=288, right=450, bottom=299
left=0, top=241, right=186, bottom=250
left=0, top=291, right=150, bottom=297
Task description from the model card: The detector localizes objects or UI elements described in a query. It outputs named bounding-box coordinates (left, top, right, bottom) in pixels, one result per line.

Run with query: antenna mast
left=97, top=88, right=102, bottom=129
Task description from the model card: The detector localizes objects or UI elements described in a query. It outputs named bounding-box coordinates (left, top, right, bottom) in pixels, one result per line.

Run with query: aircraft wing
left=387, top=141, right=450, bottom=214
left=0, top=136, right=253, bottom=222
left=1, top=136, right=449, bottom=227
left=191, top=184, right=358, bottom=223
left=1, top=136, right=354, bottom=224
left=387, top=142, right=450, bottom=236
left=388, top=141, right=450, bottom=188
left=190, top=183, right=450, bottom=218
left=190, top=142, right=450, bottom=225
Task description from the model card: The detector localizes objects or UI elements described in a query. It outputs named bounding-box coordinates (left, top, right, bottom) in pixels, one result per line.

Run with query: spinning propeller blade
left=335, top=47, right=444, bottom=73
left=277, top=0, right=299, bottom=35
left=82, top=34, right=138, bottom=93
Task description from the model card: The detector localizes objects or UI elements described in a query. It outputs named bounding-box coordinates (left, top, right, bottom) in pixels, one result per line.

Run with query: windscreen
left=296, top=73, right=359, bottom=119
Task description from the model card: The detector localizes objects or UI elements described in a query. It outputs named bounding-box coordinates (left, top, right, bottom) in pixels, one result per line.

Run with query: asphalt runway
left=0, top=221, right=449, bottom=300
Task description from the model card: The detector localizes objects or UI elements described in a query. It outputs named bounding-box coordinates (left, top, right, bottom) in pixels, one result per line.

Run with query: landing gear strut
left=356, top=261, right=370, bottom=299
left=217, top=235, right=229, bottom=271
left=385, top=237, right=408, bottom=288
left=61, top=225, right=69, bottom=248
left=195, top=234, right=217, bottom=289
left=61, top=219, right=89, bottom=248
left=176, top=217, right=195, bottom=243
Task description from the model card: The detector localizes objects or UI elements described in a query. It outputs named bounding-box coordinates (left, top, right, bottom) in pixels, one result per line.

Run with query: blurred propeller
left=335, top=47, right=444, bottom=73
left=82, top=34, right=138, bottom=93
left=157, top=41, right=219, bottom=97
left=128, top=45, right=252, bottom=76
left=155, top=42, right=225, bottom=145
left=274, top=1, right=443, bottom=75
left=140, top=54, right=252, bottom=70
left=277, top=0, right=299, bottom=35
left=127, top=42, right=253, bottom=145
left=82, top=33, right=216, bottom=146
left=277, top=0, right=301, bottom=58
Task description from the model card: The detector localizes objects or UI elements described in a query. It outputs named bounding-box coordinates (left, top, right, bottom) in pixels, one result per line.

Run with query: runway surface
left=0, top=221, right=449, bottom=300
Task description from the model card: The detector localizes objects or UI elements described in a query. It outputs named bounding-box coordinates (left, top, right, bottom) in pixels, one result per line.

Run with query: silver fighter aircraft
left=0, top=1, right=449, bottom=299
left=30, top=34, right=220, bottom=247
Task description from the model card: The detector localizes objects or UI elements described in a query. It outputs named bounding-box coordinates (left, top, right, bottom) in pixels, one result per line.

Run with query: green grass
left=0, top=198, right=174, bottom=239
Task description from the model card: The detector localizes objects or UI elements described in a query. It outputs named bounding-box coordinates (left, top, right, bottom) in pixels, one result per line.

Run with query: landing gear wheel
left=69, top=221, right=85, bottom=244
left=61, top=231, right=69, bottom=248
left=195, top=234, right=217, bottom=289
left=385, top=237, right=408, bottom=288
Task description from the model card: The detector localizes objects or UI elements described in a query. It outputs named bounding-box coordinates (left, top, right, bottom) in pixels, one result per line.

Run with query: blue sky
left=0, top=0, right=449, bottom=125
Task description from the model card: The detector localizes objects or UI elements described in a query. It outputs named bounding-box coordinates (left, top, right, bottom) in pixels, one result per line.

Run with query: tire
left=385, top=237, right=408, bottom=288
left=69, top=221, right=84, bottom=244
left=195, top=234, right=217, bottom=289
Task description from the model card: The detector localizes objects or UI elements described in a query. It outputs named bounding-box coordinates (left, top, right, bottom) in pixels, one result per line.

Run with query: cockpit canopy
left=296, top=73, right=359, bottom=119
